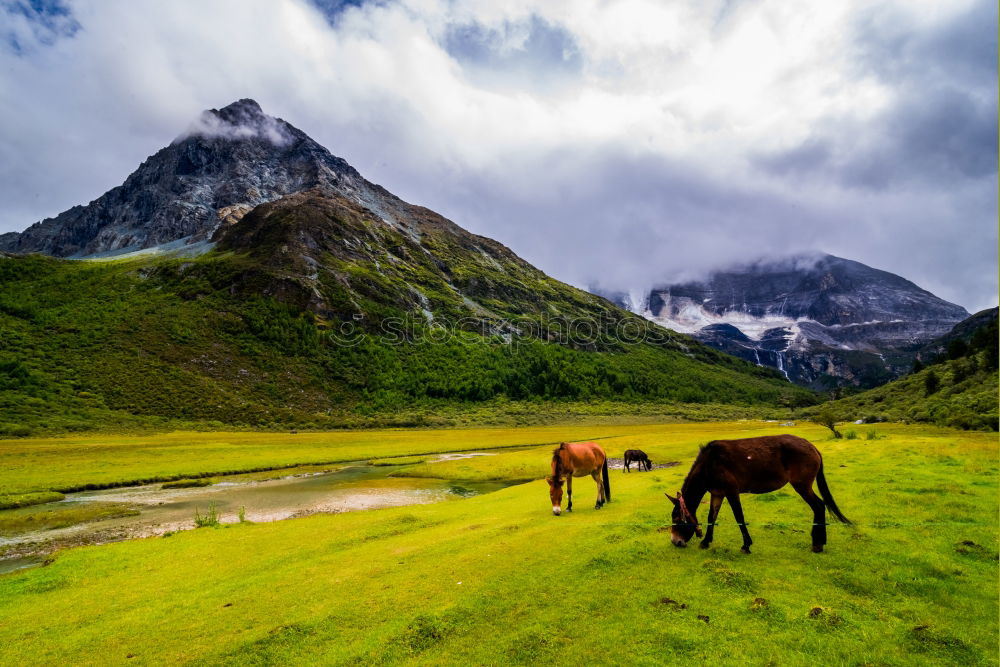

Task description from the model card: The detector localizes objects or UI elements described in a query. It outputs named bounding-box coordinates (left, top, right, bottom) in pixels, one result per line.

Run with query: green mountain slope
left=0, top=197, right=815, bottom=435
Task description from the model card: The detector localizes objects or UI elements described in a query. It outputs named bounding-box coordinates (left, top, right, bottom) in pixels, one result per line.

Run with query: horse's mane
left=551, top=443, right=567, bottom=480
left=682, top=441, right=716, bottom=490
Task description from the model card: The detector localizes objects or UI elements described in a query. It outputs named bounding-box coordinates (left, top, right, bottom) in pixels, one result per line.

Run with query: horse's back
left=703, top=435, right=821, bottom=492
left=709, top=435, right=818, bottom=459
left=560, top=441, right=607, bottom=473
left=565, top=440, right=606, bottom=454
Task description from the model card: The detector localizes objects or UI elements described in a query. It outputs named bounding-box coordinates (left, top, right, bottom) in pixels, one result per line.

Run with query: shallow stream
left=0, top=451, right=516, bottom=572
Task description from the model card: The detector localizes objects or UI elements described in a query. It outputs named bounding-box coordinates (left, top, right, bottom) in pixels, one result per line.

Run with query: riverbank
left=0, top=457, right=517, bottom=562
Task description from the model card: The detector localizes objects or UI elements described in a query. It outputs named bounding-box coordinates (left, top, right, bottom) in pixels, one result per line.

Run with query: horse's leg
left=700, top=494, right=724, bottom=549
left=566, top=475, right=573, bottom=513
left=592, top=470, right=604, bottom=509
left=624, top=456, right=630, bottom=473
left=727, top=494, right=753, bottom=554
left=792, top=481, right=827, bottom=553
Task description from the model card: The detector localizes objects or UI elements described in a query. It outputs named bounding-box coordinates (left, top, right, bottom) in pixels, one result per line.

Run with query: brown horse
left=666, top=435, right=850, bottom=553
left=546, top=442, right=610, bottom=515
left=623, top=449, right=652, bottom=472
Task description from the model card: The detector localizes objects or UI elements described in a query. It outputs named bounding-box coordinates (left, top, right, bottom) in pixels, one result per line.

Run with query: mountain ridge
left=593, top=253, right=970, bottom=390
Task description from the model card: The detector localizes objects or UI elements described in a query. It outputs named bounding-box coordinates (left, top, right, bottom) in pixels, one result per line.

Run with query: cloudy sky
left=1, top=0, right=996, bottom=311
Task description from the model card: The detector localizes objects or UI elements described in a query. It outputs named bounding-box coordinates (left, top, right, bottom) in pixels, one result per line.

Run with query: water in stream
left=0, top=452, right=514, bottom=569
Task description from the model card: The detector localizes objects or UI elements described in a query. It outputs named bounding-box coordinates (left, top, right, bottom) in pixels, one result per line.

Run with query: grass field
left=0, top=421, right=996, bottom=665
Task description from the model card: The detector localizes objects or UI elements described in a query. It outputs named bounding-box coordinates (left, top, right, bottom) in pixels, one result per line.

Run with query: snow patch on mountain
left=648, top=294, right=806, bottom=339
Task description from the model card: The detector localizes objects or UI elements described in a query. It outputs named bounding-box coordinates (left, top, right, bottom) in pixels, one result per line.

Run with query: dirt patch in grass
left=657, top=597, right=688, bottom=610
left=954, top=540, right=998, bottom=562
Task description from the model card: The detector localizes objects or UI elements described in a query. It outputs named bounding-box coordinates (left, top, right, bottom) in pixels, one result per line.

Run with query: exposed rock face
left=0, top=99, right=375, bottom=257
left=598, top=255, right=970, bottom=390
left=916, top=307, right=999, bottom=363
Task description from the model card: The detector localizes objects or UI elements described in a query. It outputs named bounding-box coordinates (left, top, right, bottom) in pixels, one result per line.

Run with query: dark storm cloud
left=853, top=0, right=996, bottom=87
left=389, top=136, right=995, bottom=312
left=392, top=146, right=842, bottom=287
left=753, top=140, right=832, bottom=178
left=842, top=86, right=996, bottom=188
left=755, top=0, right=997, bottom=191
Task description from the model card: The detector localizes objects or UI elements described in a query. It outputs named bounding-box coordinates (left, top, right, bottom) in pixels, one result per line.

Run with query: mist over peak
left=175, top=98, right=294, bottom=147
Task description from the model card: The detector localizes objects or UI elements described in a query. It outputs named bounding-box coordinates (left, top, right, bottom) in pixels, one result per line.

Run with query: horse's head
left=666, top=492, right=703, bottom=547
left=546, top=476, right=564, bottom=515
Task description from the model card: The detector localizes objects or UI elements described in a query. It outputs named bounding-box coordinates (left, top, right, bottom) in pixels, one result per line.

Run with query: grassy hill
left=0, top=238, right=815, bottom=436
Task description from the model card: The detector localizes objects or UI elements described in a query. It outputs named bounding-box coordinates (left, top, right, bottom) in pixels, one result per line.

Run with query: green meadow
left=0, top=422, right=996, bottom=665
left=0, top=424, right=638, bottom=501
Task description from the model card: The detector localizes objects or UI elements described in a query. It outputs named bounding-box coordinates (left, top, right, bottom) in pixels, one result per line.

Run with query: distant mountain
left=815, top=307, right=998, bottom=431
left=0, top=100, right=815, bottom=434
left=594, top=254, right=970, bottom=390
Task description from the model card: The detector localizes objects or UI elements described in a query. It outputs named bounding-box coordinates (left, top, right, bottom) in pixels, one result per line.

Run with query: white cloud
left=178, top=109, right=292, bottom=146
left=0, top=0, right=995, bottom=311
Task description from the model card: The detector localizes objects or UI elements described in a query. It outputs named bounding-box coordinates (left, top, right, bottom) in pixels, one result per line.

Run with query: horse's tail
left=816, top=462, right=850, bottom=524
left=602, top=457, right=611, bottom=502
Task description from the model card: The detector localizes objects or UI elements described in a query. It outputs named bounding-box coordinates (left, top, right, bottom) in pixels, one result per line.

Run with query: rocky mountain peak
left=216, top=98, right=265, bottom=120
left=0, top=100, right=370, bottom=258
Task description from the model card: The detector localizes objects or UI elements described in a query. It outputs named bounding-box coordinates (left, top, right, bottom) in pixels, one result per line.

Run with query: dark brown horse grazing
left=546, top=442, right=610, bottom=515
left=666, top=435, right=850, bottom=553
left=623, top=449, right=652, bottom=472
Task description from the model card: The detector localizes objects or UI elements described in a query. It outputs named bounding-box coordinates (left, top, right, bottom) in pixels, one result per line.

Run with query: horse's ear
left=545, top=476, right=553, bottom=484
left=665, top=493, right=678, bottom=504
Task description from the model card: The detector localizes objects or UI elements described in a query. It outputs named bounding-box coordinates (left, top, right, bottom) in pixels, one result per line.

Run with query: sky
left=0, top=0, right=996, bottom=312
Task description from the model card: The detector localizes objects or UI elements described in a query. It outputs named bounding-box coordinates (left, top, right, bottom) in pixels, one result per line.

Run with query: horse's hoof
left=812, top=545, right=824, bottom=553
left=741, top=546, right=751, bottom=555
left=699, top=541, right=711, bottom=550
